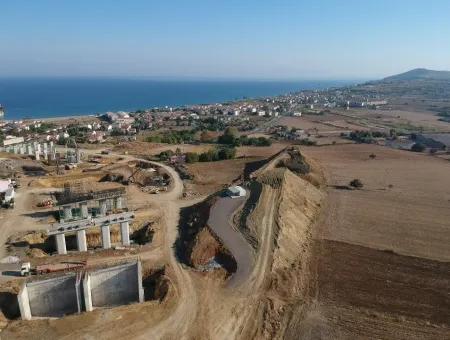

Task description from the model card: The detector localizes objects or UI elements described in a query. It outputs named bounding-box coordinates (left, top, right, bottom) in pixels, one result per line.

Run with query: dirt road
left=207, top=194, right=254, bottom=287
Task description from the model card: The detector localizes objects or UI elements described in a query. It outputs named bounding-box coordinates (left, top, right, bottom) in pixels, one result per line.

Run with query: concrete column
left=80, top=202, right=89, bottom=219
left=55, top=233, right=67, bottom=255
left=83, top=274, right=93, bottom=312
left=99, top=199, right=107, bottom=216
left=137, top=261, right=144, bottom=303
left=120, top=221, right=130, bottom=246
left=115, top=196, right=123, bottom=210
left=35, top=150, right=40, bottom=161
left=18, top=284, right=32, bottom=320
left=101, top=225, right=111, bottom=249
left=63, top=205, right=72, bottom=220
left=27, top=144, right=33, bottom=155
left=77, top=230, right=87, bottom=252
left=43, top=149, right=48, bottom=160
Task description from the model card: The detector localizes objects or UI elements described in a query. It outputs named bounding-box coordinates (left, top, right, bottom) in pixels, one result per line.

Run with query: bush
left=349, top=179, right=363, bottom=189
left=185, top=152, right=199, bottom=163
left=411, top=143, right=425, bottom=152
left=158, top=150, right=174, bottom=161
left=198, top=147, right=236, bottom=162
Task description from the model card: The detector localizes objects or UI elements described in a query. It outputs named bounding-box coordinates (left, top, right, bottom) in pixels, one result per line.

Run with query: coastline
left=0, top=78, right=352, bottom=121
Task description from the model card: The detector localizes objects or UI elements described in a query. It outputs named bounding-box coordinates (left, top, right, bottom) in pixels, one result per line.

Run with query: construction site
left=0, top=135, right=448, bottom=340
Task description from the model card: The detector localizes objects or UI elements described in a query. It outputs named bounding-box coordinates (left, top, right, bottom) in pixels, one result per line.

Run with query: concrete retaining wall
left=25, top=274, right=81, bottom=318
left=87, top=262, right=143, bottom=308
left=18, top=261, right=143, bottom=320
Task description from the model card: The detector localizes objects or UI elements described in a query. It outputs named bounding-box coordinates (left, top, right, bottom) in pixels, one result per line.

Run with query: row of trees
left=345, top=130, right=388, bottom=144
left=185, top=147, right=237, bottom=163
left=146, top=130, right=196, bottom=144
left=217, top=127, right=271, bottom=146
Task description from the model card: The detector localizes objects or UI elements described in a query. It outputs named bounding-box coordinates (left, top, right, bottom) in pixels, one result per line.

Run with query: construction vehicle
left=20, top=262, right=31, bottom=276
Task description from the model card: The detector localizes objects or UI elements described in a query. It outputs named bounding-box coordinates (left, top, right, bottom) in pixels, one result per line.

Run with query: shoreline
left=1, top=114, right=99, bottom=123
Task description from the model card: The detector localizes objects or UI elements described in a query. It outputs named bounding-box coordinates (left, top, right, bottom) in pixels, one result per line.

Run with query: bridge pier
left=120, top=221, right=130, bottom=246
left=77, top=230, right=87, bottom=252
left=101, top=225, right=111, bottom=249
left=55, top=233, right=67, bottom=255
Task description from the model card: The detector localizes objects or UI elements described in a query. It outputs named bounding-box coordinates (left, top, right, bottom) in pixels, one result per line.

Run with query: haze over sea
left=0, top=78, right=354, bottom=120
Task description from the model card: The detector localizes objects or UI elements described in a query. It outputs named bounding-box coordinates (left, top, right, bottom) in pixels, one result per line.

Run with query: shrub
left=349, top=179, right=363, bottom=189
left=185, top=152, right=199, bottom=163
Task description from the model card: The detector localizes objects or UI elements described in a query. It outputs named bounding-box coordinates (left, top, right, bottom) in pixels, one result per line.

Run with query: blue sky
left=2, top=0, right=450, bottom=79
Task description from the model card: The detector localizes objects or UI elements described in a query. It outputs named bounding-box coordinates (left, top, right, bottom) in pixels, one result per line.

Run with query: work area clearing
left=17, top=260, right=144, bottom=320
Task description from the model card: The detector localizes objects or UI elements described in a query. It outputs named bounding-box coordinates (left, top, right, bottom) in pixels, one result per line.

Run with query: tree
left=185, top=152, right=199, bottom=163
left=349, top=179, right=363, bottom=189
left=218, top=127, right=239, bottom=145
left=411, top=143, right=425, bottom=152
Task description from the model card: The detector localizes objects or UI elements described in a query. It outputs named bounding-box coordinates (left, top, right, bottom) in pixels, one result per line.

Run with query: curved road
left=207, top=194, right=254, bottom=287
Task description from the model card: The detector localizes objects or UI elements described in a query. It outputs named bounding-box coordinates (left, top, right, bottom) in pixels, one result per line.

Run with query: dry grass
left=303, top=143, right=450, bottom=261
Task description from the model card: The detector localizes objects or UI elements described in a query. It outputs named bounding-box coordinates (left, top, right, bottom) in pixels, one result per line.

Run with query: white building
left=227, top=186, right=246, bottom=198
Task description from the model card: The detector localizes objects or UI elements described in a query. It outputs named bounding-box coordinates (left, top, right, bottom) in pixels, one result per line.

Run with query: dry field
left=338, top=107, right=450, bottom=132
left=300, top=143, right=450, bottom=339
left=303, top=143, right=450, bottom=261
left=185, top=158, right=250, bottom=195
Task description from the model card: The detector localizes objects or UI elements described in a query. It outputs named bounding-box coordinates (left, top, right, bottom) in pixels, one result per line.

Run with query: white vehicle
left=20, top=262, right=31, bottom=276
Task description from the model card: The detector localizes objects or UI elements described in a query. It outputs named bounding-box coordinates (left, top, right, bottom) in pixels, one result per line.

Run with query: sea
left=0, top=78, right=354, bottom=120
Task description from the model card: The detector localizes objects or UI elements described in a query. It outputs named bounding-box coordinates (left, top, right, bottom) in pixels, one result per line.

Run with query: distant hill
left=382, top=68, right=450, bottom=82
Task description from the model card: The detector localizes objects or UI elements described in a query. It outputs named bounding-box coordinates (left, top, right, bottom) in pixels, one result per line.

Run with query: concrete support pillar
left=83, top=274, right=93, bottom=312
left=120, top=221, right=130, bottom=246
left=101, top=225, right=111, bottom=249
left=77, top=230, right=87, bottom=252
left=115, top=196, right=123, bottom=210
left=137, top=261, right=144, bottom=303
left=63, top=205, right=73, bottom=220
left=55, top=233, right=67, bottom=255
left=99, top=199, right=107, bottom=216
left=18, top=284, right=32, bottom=320
left=35, top=150, right=40, bottom=161
left=80, top=202, right=89, bottom=219
left=27, top=144, right=33, bottom=155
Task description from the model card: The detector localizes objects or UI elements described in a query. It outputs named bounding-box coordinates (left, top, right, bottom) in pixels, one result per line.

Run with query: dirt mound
left=258, top=170, right=324, bottom=338
left=175, top=197, right=237, bottom=276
